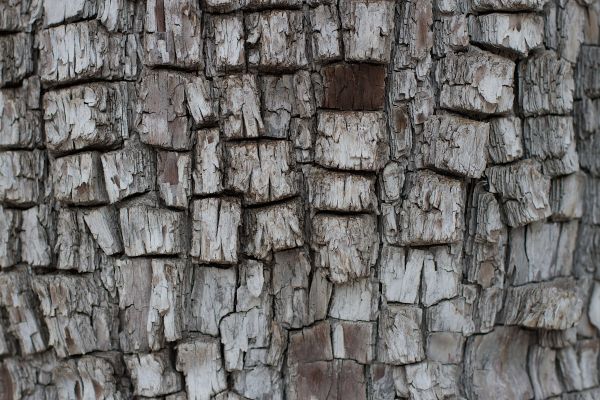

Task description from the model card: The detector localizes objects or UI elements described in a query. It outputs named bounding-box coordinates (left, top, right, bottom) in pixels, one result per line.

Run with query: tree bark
left=1, top=0, right=600, bottom=399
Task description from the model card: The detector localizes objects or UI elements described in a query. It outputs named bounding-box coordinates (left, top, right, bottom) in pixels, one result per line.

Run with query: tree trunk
left=1, top=0, right=599, bottom=399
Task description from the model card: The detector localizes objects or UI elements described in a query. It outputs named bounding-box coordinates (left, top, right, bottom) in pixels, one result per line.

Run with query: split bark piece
left=396, top=170, right=465, bottom=246
left=42, top=0, right=138, bottom=31
left=224, top=140, right=299, bottom=204
left=245, top=10, right=308, bottom=71
left=0, top=206, right=20, bottom=268
left=435, top=50, right=515, bottom=116
left=185, top=265, right=236, bottom=336
left=339, top=0, right=395, bottom=63
left=419, top=115, right=489, bottom=178
left=576, top=46, right=600, bottom=99
left=308, top=4, right=342, bottom=62
left=468, top=13, right=544, bottom=56
left=43, top=82, right=131, bottom=155
left=426, top=288, right=476, bottom=335
left=519, top=50, right=574, bottom=117
left=523, top=116, right=579, bottom=177
left=101, top=141, right=156, bottom=203
left=419, top=245, right=462, bottom=307
left=379, top=246, right=420, bottom=304
left=20, top=205, right=53, bottom=267
left=82, top=206, right=123, bottom=255
left=55, top=208, right=107, bottom=272
left=217, top=74, right=264, bottom=139
left=433, top=15, right=469, bottom=57
left=312, top=214, right=378, bottom=284
left=191, top=197, right=242, bottom=264
left=0, top=0, right=40, bottom=32
left=0, top=33, right=33, bottom=87
left=0, top=271, right=47, bottom=355
left=52, top=353, right=130, bottom=399
left=120, top=205, right=184, bottom=256
left=205, top=14, right=245, bottom=75
left=32, top=273, right=117, bottom=357
left=404, top=362, right=460, bottom=399
left=306, top=167, right=377, bottom=212
left=508, top=220, right=578, bottom=285
left=157, top=151, right=191, bottom=209
left=124, top=351, right=183, bottom=398
left=193, top=128, right=223, bottom=195
left=144, top=0, right=203, bottom=68
left=321, top=64, right=386, bottom=110
left=329, top=278, right=378, bottom=321
left=395, top=0, right=433, bottom=68
left=176, top=336, right=228, bottom=400
left=464, top=327, right=533, bottom=400
left=52, top=152, right=108, bottom=205
left=186, top=75, right=218, bottom=127
left=487, top=117, right=523, bottom=164
left=0, top=77, right=41, bottom=149
left=575, top=97, right=600, bottom=177
left=0, top=150, right=45, bottom=207
left=272, top=248, right=311, bottom=329
left=315, top=111, right=388, bottom=171
left=486, top=160, right=551, bottom=227
left=260, top=72, right=315, bottom=138
left=39, top=21, right=139, bottom=86
left=464, top=184, right=507, bottom=290
left=137, top=70, right=192, bottom=150
left=377, top=305, right=424, bottom=365
left=220, top=260, right=271, bottom=371
left=244, top=199, right=304, bottom=260
left=147, top=259, right=185, bottom=350
left=470, top=0, right=549, bottom=11
left=502, top=278, right=583, bottom=330
left=115, top=258, right=153, bottom=353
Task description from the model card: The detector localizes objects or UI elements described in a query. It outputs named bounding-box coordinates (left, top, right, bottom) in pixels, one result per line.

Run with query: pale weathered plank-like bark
left=38, top=20, right=139, bottom=86
left=144, top=0, right=203, bottom=68
left=0, top=77, right=41, bottom=149
left=435, top=49, right=515, bottom=115
left=2, top=1, right=599, bottom=398
left=43, top=82, right=132, bottom=154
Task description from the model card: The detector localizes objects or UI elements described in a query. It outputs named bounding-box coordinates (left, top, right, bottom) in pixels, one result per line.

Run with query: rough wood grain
left=468, top=13, right=544, bottom=56
left=315, top=111, right=388, bottom=171
left=32, top=273, right=117, bottom=357
left=486, top=160, right=551, bottom=227
left=519, top=50, right=574, bottom=117
left=418, top=114, right=489, bottom=178
left=312, top=214, right=378, bottom=283
left=1, top=1, right=598, bottom=397
left=43, top=82, right=131, bottom=155
left=39, top=21, right=139, bottom=86
left=245, top=10, right=308, bottom=71
left=137, top=70, right=192, bottom=150
left=0, top=77, right=41, bottom=149
left=191, top=197, right=242, bottom=264
left=52, top=152, right=109, bottom=205
left=144, top=0, right=203, bottom=68
left=435, top=49, right=515, bottom=116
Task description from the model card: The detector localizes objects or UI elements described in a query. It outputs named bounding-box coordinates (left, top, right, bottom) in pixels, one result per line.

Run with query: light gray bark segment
left=1, top=1, right=598, bottom=398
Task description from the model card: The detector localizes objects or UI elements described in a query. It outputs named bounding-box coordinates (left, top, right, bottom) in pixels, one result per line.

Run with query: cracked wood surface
left=0, top=0, right=599, bottom=399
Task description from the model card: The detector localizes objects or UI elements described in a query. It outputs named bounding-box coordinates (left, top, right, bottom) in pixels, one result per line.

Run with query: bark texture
left=1, top=0, right=600, bottom=399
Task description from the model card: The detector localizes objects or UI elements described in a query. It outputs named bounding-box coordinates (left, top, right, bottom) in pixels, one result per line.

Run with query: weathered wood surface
left=1, top=0, right=599, bottom=398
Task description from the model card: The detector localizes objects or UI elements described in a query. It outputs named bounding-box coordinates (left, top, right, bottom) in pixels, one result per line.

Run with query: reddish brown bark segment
left=322, top=63, right=386, bottom=110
